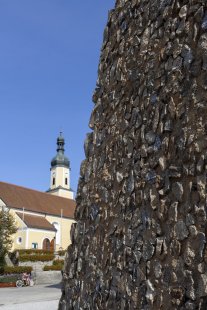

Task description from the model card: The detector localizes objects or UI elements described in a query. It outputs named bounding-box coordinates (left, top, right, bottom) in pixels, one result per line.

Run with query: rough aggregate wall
left=60, top=0, right=207, bottom=309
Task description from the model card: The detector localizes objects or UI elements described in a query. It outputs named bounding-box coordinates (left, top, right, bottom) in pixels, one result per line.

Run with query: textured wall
left=59, top=0, right=207, bottom=309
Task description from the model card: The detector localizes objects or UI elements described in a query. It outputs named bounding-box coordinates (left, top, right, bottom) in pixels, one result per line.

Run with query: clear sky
left=0, top=0, right=115, bottom=194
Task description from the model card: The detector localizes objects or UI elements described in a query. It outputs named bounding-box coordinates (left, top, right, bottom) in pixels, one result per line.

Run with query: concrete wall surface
left=32, top=270, right=62, bottom=285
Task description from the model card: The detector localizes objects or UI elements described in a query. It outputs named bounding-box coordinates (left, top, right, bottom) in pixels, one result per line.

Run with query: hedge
left=0, top=266, right=33, bottom=275
left=43, top=265, right=62, bottom=271
left=19, top=254, right=54, bottom=262
left=53, top=259, right=64, bottom=266
left=15, top=249, right=53, bottom=255
left=0, top=275, right=19, bottom=283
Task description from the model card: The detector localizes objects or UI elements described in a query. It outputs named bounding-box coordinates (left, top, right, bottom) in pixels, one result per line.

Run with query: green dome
left=51, top=133, right=70, bottom=168
left=51, top=153, right=70, bottom=168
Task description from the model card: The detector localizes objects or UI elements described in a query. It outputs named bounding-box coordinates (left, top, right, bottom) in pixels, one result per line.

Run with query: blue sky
left=0, top=0, right=114, bottom=194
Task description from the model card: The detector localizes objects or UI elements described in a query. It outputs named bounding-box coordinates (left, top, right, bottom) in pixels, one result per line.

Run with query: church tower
left=47, top=133, right=74, bottom=199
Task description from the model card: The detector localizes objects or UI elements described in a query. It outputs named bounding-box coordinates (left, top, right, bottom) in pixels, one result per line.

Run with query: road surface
left=0, top=283, right=61, bottom=310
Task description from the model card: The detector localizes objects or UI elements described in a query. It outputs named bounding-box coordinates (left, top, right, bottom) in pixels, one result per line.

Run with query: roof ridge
left=0, top=181, right=75, bottom=202
left=0, top=181, right=76, bottom=219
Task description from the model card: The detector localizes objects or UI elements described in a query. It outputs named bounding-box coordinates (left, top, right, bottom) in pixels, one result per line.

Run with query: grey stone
left=145, top=280, right=155, bottom=305
left=201, top=13, right=207, bottom=30
left=169, top=202, right=178, bottom=222
left=185, top=301, right=196, bottom=310
left=172, top=182, right=183, bottom=202
left=174, top=220, right=189, bottom=241
left=179, top=5, right=188, bottom=18
left=116, top=171, right=124, bottom=183
left=149, top=188, right=159, bottom=210
left=194, top=6, right=204, bottom=23
left=154, top=261, right=162, bottom=279
left=198, top=273, right=207, bottom=297
left=145, top=131, right=156, bottom=145
left=143, top=241, right=155, bottom=261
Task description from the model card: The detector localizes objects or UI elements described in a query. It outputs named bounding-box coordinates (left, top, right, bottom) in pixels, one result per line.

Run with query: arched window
left=53, top=222, right=60, bottom=244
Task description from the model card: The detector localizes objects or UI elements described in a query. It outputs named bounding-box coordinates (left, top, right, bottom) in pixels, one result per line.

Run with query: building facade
left=0, top=133, right=76, bottom=251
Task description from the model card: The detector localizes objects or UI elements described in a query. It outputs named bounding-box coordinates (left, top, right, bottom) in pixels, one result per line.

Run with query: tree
left=0, top=209, right=17, bottom=266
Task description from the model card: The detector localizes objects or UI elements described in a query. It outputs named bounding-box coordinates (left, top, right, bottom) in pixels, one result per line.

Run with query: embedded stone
left=179, top=5, right=188, bottom=18
left=149, top=188, right=159, bottom=210
left=145, top=280, right=155, bottom=304
left=154, top=261, right=162, bottom=279
left=116, top=171, right=124, bottom=183
left=159, top=156, right=167, bottom=171
left=169, top=202, right=178, bottom=222
left=145, top=131, right=156, bottom=145
left=143, top=241, right=155, bottom=261
left=194, top=6, right=204, bottom=23
left=198, top=274, right=207, bottom=297
left=189, top=225, right=198, bottom=237
left=185, top=301, right=196, bottom=310
left=174, top=220, right=189, bottom=241
left=172, top=182, right=183, bottom=202
left=201, top=13, right=207, bottom=30
left=164, top=119, right=173, bottom=132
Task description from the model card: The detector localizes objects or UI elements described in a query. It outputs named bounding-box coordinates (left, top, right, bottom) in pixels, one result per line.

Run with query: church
left=0, top=133, right=76, bottom=251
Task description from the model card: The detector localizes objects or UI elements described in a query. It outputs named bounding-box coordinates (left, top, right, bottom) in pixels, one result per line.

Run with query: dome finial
left=57, top=132, right=65, bottom=153
left=50, top=133, right=70, bottom=168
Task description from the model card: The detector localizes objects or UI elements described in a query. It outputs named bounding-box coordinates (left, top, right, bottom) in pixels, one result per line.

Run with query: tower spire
left=46, top=133, right=74, bottom=199
left=57, top=131, right=65, bottom=153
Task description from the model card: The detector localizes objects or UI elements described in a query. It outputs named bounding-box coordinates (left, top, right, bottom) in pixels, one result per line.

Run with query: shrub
left=43, top=265, right=62, bottom=271
left=57, top=250, right=66, bottom=256
left=0, top=275, right=19, bottom=283
left=19, top=254, right=54, bottom=262
left=53, top=259, right=64, bottom=266
left=0, top=211, right=18, bottom=266
left=0, top=266, right=32, bottom=275
left=15, top=249, right=53, bottom=255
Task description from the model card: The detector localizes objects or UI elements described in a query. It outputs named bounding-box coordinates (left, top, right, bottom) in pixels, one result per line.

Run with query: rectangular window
left=32, top=243, right=38, bottom=249
left=65, top=178, right=68, bottom=185
left=53, top=178, right=55, bottom=185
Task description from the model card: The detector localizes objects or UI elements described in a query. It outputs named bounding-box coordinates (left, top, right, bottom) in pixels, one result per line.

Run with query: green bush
left=0, top=275, right=19, bottom=283
left=15, top=249, right=53, bottom=255
left=19, top=254, right=54, bottom=262
left=57, top=250, right=66, bottom=256
left=43, top=265, right=62, bottom=271
left=0, top=266, right=32, bottom=275
left=53, top=259, right=64, bottom=266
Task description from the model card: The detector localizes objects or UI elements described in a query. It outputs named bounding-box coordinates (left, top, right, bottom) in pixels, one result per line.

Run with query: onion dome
left=51, top=132, right=70, bottom=168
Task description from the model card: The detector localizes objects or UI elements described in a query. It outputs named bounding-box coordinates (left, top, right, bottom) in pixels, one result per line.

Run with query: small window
left=17, top=237, right=22, bottom=244
left=53, top=178, right=55, bottom=185
left=65, top=178, right=68, bottom=185
left=32, top=243, right=38, bottom=249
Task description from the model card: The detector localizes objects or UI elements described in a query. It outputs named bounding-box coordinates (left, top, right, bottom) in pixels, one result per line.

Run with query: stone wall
left=59, top=0, right=207, bottom=309
left=19, top=260, right=53, bottom=272
left=32, top=270, right=62, bottom=285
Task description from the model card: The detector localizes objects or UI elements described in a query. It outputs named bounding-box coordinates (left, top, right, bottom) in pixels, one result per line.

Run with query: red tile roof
left=0, top=182, right=75, bottom=219
left=16, top=212, right=57, bottom=231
